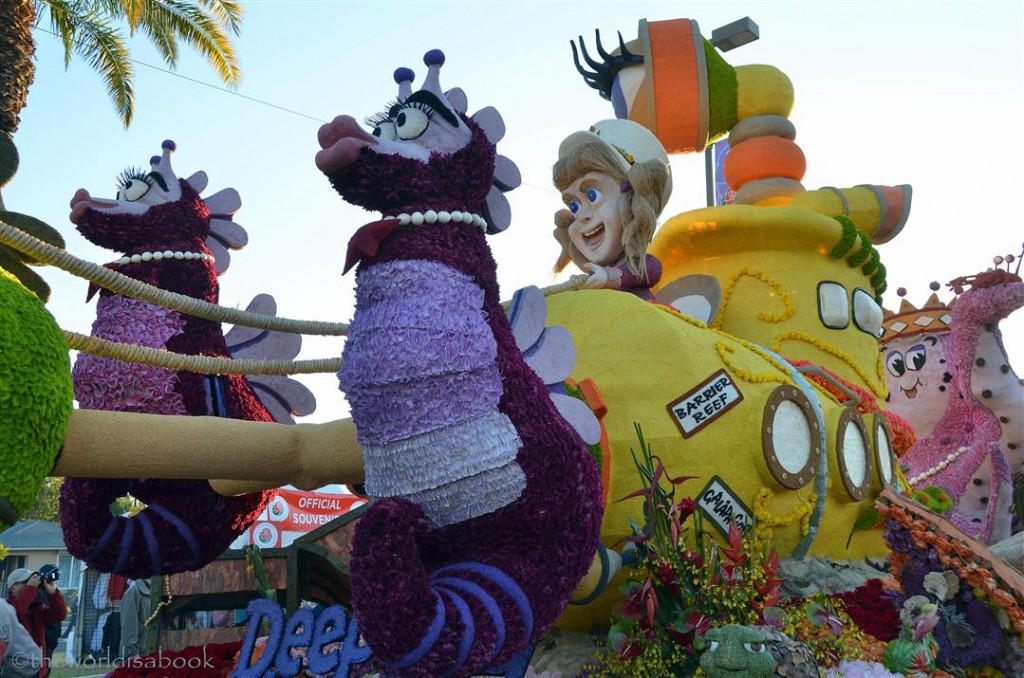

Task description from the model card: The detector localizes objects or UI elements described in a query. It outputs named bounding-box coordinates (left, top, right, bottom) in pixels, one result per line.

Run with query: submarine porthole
left=836, top=409, right=873, bottom=500
left=872, top=414, right=896, bottom=487
left=762, top=385, right=822, bottom=490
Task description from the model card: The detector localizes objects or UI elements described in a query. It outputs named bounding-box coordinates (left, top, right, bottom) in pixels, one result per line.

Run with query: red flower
left=674, top=497, right=697, bottom=521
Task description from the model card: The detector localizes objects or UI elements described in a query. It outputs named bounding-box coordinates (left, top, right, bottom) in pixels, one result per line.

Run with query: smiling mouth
left=582, top=222, right=605, bottom=250
left=901, top=379, right=923, bottom=399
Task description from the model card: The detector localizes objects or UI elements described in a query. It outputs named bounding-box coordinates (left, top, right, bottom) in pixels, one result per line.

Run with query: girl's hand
left=582, top=263, right=609, bottom=289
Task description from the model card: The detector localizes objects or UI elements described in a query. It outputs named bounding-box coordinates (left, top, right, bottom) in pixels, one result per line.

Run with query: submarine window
left=762, top=385, right=822, bottom=490
left=872, top=414, right=896, bottom=487
left=853, top=289, right=883, bottom=338
left=837, top=409, right=873, bottom=500
left=817, top=281, right=849, bottom=329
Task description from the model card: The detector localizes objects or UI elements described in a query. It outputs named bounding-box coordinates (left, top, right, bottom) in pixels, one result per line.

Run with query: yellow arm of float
left=55, top=409, right=364, bottom=492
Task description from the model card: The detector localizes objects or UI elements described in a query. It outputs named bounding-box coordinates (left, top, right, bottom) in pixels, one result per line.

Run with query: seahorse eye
left=373, top=122, right=397, bottom=141
left=119, top=178, right=151, bottom=202
left=394, top=106, right=430, bottom=140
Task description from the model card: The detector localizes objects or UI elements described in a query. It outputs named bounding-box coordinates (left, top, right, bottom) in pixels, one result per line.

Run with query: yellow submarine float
left=548, top=17, right=913, bottom=628
left=0, top=15, right=918, bottom=635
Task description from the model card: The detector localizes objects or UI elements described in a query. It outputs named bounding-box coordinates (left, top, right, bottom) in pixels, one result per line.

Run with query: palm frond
left=38, top=0, right=79, bottom=66
left=90, top=0, right=147, bottom=33
left=71, top=17, right=134, bottom=127
left=142, top=0, right=241, bottom=87
left=134, top=3, right=180, bottom=68
left=121, top=0, right=148, bottom=33
left=197, top=0, right=243, bottom=35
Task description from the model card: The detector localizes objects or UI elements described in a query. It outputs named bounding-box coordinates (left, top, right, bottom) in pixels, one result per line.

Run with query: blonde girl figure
left=552, top=119, right=672, bottom=300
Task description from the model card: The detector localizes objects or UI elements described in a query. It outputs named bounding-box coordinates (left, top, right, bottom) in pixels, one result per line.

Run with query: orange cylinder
left=723, top=136, right=806, bottom=191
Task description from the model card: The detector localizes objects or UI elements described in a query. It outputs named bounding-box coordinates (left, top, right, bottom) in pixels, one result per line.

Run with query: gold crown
left=880, top=291, right=955, bottom=345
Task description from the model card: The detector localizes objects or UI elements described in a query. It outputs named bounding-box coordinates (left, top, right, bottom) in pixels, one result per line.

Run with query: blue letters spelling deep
left=231, top=598, right=371, bottom=677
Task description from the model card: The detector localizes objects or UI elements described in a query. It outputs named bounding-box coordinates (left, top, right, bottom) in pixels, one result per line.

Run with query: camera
left=40, top=566, right=59, bottom=584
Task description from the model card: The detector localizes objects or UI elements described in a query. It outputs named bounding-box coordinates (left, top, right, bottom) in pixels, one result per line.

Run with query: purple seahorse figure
left=315, top=50, right=603, bottom=676
left=60, top=142, right=314, bottom=578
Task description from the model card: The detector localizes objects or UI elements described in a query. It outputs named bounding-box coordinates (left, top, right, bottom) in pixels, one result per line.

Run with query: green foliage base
left=0, top=267, right=72, bottom=530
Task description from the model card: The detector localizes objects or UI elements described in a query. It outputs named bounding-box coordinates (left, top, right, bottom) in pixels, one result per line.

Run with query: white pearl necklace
left=382, top=210, right=487, bottom=231
left=115, top=250, right=215, bottom=266
left=908, top=446, right=967, bottom=486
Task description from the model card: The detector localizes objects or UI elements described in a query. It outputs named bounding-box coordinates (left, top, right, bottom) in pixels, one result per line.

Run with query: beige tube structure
left=55, top=410, right=364, bottom=492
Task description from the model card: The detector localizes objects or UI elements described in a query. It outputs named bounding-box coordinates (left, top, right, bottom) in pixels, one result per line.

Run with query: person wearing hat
left=36, top=565, right=63, bottom=676
left=552, top=118, right=672, bottom=300
left=5, top=568, right=66, bottom=677
left=1, top=594, right=44, bottom=677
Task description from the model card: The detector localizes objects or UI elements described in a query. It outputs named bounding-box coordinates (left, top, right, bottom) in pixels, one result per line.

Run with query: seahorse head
left=68, top=140, right=247, bottom=275
left=316, top=49, right=520, bottom=233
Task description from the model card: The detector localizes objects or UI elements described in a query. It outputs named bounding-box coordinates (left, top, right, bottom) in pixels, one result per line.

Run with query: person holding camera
left=36, top=566, right=64, bottom=676
left=5, top=568, right=66, bottom=678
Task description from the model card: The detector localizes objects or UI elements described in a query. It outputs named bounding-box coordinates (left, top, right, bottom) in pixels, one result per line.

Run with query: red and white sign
left=242, top=489, right=365, bottom=548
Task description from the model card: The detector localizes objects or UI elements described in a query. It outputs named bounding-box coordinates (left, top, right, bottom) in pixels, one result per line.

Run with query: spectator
left=1, top=596, right=43, bottom=678
left=119, top=579, right=151, bottom=659
left=5, top=568, right=66, bottom=678
left=36, top=565, right=62, bottom=676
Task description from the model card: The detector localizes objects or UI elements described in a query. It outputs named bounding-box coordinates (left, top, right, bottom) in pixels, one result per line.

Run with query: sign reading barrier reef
left=231, top=598, right=371, bottom=677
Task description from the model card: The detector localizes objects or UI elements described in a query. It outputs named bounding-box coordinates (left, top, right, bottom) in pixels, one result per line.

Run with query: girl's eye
left=119, top=178, right=151, bottom=202
left=372, top=122, right=397, bottom=140
left=587, top=187, right=601, bottom=202
left=394, top=106, right=430, bottom=140
left=906, top=344, right=927, bottom=371
left=743, top=642, right=766, bottom=653
left=885, top=351, right=906, bottom=377
left=568, top=199, right=581, bottom=214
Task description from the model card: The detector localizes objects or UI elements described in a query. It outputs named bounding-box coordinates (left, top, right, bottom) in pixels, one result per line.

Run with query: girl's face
left=562, top=171, right=625, bottom=266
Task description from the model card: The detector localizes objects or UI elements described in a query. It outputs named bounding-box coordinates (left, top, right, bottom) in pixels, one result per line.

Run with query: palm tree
left=0, top=0, right=243, bottom=135
left=0, top=0, right=242, bottom=297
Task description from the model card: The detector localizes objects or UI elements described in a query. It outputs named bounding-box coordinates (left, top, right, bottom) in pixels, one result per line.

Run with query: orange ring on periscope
left=724, top=136, right=807, bottom=191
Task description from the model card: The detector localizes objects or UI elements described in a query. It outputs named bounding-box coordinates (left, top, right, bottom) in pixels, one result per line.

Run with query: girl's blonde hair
left=552, top=141, right=668, bottom=278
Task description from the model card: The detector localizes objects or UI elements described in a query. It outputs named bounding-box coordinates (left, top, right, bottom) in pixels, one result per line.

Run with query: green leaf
left=846, top=506, right=883, bottom=548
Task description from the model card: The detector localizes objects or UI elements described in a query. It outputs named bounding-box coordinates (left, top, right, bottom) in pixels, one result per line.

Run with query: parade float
left=0, top=12, right=1022, bottom=678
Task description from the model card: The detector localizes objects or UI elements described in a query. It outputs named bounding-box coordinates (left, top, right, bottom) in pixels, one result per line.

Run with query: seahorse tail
left=60, top=477, right=274, bottom=578
left=351, top=498, right=539, bottom=677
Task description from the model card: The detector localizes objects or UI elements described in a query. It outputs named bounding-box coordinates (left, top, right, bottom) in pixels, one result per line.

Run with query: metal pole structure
left=705, top=17, right=760, bottom=207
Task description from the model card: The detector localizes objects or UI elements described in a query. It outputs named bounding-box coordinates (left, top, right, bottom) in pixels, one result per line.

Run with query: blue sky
left=7, top=1, right=1023, bottom=425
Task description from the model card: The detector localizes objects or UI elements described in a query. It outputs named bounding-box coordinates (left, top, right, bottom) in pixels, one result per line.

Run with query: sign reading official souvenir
left=698, top=475, right=754, bottom=536
left=667, top=369, right=743, bottom=438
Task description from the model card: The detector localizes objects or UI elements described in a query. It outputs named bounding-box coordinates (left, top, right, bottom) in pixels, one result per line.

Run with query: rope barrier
left=2, top=220, right=591, bottom=374
left=66, top=331, right=342, bottom=375
left=0, top=220, right=349, bottom=336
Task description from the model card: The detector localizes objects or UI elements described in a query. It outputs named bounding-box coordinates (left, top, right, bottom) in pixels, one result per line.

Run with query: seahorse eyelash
left=402, top=100, right=437, bottom=119
left=116, top=167, right=154, bottom=191
left=364, top=99, right=400, bottom=128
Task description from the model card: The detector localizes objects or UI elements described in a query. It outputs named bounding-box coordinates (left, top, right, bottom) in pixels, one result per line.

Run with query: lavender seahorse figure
left=60, top=142, right=314, bottom=578
left=316, top=51, right=603, bottom=677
